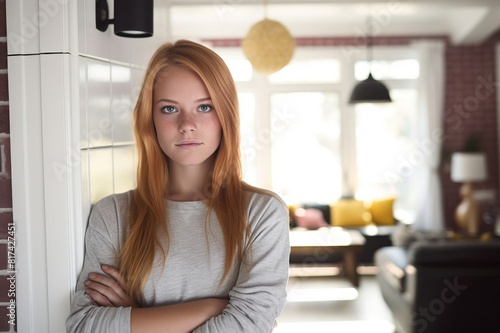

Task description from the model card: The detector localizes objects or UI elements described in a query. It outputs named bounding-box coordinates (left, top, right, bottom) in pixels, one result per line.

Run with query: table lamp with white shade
left=451, top=152, right=487, bottom=235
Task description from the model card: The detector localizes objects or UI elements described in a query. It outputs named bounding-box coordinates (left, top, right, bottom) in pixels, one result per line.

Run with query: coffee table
left=289, top=227, right=366, bottom=287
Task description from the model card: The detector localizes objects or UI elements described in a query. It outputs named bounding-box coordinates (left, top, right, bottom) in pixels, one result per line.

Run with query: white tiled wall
left=78, top=0, right=170, bottom=220
left=79, top=58, right=140, bottom=210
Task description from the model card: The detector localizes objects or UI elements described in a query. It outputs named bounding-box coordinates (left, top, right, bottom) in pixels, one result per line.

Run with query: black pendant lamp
left=349, top=17, right=391, bottom=104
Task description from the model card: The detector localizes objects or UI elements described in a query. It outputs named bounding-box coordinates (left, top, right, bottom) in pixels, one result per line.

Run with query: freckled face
left=153, top=67, right=222, bottom=168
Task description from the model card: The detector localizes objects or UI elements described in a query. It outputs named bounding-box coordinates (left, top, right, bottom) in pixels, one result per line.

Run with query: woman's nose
left=178, top=112, right=196, bottom=133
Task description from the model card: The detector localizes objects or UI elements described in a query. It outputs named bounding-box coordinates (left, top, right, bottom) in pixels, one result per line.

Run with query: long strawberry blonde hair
left=117, top=40, right=259, bottom=306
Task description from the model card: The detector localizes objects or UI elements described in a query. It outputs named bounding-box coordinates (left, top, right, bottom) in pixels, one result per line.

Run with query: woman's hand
left=85, top=265, right=133, bottom=308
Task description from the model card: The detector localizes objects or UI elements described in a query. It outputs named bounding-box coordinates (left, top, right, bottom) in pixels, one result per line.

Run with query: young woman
left=66, top=40, right=290, bottom=333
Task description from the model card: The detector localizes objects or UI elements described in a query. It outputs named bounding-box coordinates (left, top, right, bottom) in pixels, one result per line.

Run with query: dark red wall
left=0, top=0, right=15, bottom=330
left=441, top=33, right=499, bottom=230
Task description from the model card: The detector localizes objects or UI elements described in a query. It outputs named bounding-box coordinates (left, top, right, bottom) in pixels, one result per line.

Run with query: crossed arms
left=85, top=265, right=228, bottom=333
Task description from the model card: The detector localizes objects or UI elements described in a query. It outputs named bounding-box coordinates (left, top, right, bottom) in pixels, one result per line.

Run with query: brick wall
left=210, top=31, right=500, bottom=229
left=0, top=0, right=15, bottom=331
left=441, top=31, right=500, bottom=230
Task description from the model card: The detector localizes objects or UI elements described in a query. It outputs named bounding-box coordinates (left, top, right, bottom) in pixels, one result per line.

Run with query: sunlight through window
left=270, top=92, right=341, bottom=204
left=269, top=59, right=341, bottom=84
left=355, top=59, right=419, bottom=81
left=355, top=89, right=419, bottom=213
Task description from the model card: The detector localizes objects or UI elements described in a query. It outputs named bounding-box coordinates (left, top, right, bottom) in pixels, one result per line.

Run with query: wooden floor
left=275, top=266, right=396, bottom=333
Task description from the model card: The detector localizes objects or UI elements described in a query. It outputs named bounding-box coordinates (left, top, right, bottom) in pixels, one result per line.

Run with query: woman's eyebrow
left=195, top=97, right=211, bottom=103
left=156, top=98, right=177, bottom=104
left=155, top=97, right=211, bottom=104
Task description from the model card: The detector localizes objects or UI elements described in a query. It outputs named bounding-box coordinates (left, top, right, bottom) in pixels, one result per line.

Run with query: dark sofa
left=375, top=239, right=500, bottom=333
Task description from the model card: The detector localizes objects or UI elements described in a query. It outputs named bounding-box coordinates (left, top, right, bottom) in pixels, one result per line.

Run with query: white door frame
left=6, top=1, right=83, bottom=332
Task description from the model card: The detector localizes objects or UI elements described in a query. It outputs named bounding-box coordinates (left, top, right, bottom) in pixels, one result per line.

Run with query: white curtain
left=412, top=40, right=446, bottom=231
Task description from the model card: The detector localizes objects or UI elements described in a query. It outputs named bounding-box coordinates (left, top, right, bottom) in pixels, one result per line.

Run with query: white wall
left=7, top=1, right=169, bottom=332
left=78, top=0, right=170, bottom=222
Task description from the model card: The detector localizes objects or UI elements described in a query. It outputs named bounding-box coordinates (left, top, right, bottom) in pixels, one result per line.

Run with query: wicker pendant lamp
left=242, top=0, right=295, bottom=74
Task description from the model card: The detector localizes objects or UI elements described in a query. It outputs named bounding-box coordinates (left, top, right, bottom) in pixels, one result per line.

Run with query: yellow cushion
left=288, top=204, right=299, bottom=225
left=332, top=199, right=371, bottom=227
left=369, top=197, right=396, bottom=225
left=288, top=204, right=298, bottom=216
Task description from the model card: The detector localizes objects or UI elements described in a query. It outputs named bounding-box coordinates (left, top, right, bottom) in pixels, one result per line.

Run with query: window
left=355, top=59, right=419, bottom=81
left=215, top=46, right=419, bottom=213
left=353, top=58, right=420, bottom=214
left=269, top=58, right=341, bottom=84
left=355, top=89, right=418, bottom=202
left=270, top=92, right=341, bottom=203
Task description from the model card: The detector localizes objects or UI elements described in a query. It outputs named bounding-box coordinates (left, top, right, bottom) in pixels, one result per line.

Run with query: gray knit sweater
left=66, top=190, right=290, bottom=332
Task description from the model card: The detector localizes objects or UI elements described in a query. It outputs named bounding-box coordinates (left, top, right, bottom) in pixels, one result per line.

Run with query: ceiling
left=164, top=0, right=500, bottom=45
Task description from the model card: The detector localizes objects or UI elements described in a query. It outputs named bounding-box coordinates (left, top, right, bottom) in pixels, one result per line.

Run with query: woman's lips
left=176, top=140, right=202, bottom=148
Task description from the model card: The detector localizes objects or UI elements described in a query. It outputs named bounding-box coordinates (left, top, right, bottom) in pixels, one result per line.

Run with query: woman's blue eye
left=198, top=104, right=213, bottom=113
left=161, top=105, right=177, bottom=113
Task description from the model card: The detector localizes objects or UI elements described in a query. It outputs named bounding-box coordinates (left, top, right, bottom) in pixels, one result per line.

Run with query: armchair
left=375, top=239, right=500, bottom=333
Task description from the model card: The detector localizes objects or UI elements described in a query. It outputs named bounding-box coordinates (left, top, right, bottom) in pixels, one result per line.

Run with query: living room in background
left=215, top=45, right=420, bottom=215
